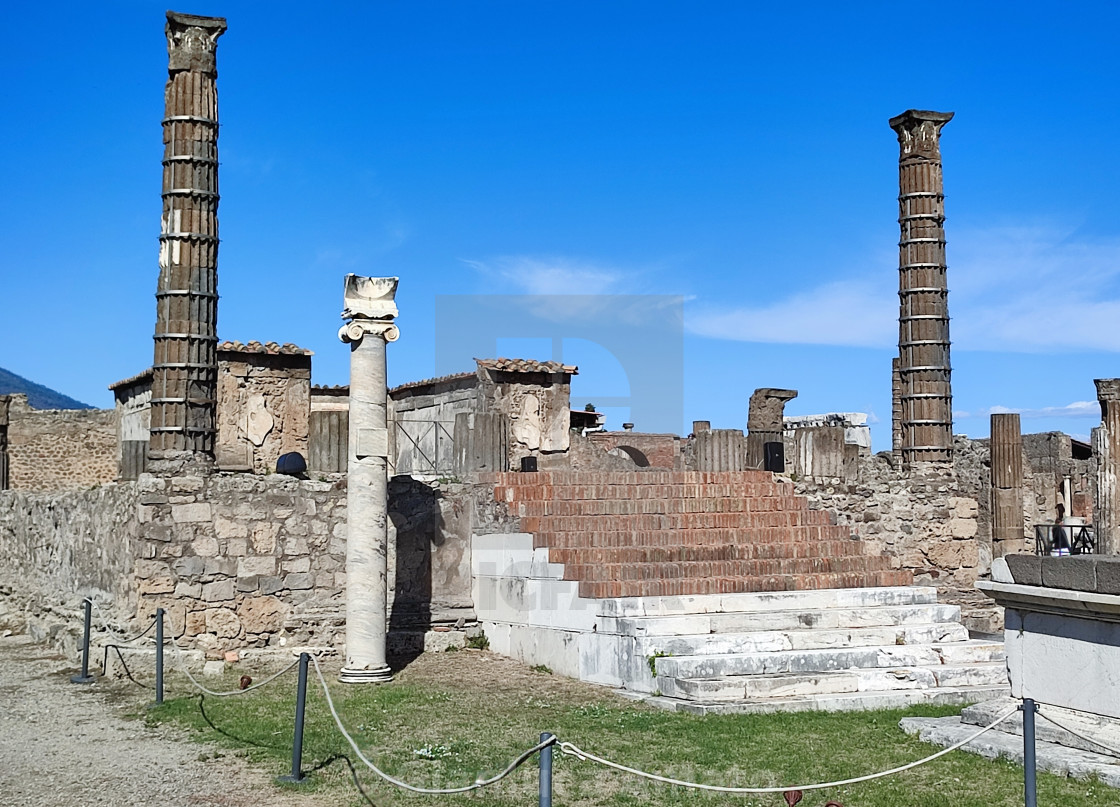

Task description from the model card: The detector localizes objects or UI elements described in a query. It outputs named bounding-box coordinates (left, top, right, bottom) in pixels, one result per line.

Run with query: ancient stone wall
left=215, top=344, right=311, bottom=474
left=792, top=457, right=983, bottom=593
left=0, top=483, right=140, bottom=644
left=3, top=396, right=117, bottom=492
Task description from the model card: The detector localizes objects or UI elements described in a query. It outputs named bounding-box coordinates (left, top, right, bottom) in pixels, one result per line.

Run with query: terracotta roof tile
left=108, top=367, right=153, bottom=391
left=389, top=371, right=477, bottom=395
left=475, top=357, right=578, bottom=375
left=217, top=340, right=313, bottom=356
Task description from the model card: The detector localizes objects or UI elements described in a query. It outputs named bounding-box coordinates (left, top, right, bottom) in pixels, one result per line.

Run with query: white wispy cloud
left=955, top=401, right=1101, bottom=420
left=687, top=279, right=896, bottom=348
left=687, top=223, right=1120, bottom=353
left=463, top=255, right=627, bottom=296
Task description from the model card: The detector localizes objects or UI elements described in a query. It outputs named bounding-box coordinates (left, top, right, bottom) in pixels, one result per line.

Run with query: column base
left=338, top=664, right=393, bottom=684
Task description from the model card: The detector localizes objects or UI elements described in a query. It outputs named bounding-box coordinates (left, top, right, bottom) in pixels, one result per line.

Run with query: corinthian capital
left=167, top=11, right=227, bottom=74
left=889, top=109, right=954, bottom=160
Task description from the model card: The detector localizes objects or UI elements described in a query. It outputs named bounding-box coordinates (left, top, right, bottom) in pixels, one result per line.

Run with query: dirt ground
left=0, top=635, right=332, bottom=807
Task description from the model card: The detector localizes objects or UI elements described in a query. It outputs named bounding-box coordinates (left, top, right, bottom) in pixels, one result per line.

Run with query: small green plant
left=529, top=664, right=552, bottom=674
left=647, top=650, right=672, bottom=677
left=466, top=630, right=490, bottom=651
left=444, top=644, right=460, bottom=652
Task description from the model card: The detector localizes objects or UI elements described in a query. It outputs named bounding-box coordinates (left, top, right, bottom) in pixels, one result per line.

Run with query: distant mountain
left=0, top=366, right=94, bottom=410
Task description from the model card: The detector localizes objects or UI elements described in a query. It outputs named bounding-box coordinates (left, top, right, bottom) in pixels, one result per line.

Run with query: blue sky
left=3, top=2, right=1119, bottom=450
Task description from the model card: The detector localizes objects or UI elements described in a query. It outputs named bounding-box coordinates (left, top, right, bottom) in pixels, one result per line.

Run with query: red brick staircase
left=489, top=470, right=912, bottom=598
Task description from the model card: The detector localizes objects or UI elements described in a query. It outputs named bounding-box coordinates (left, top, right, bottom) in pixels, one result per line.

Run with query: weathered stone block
left=137, top=505, right=156, bottom=524
left=202, top=579, right=235, bottom=602
left=185, top=609, right=207, bottom=635
left=191, top=537, right=219, bottom=557
left=1041, top=556, right=1097, bottom=592
left=227, top=538, right=247, bottom=556
left=282, top=557, right=310, bottom=574
left=238, top=556, right=277, bottom=577
left=205, top=607, right=242, bottom=638
left=134, top=560, right=169, bottom=579
left=203, top=558, right=237, bottom=578
left=251, top=522, right=278, bottom=553
left=1096, top=558, right=1120, bottom=595
left=284, top=572, right=313, bottom=590
left=948, top=518, right=977, bottom=539
left=138, top=576, right=175, bottom=596
left=171, top=476, right=205, bottom=493
left=174, top=581, right=203, bottom=598
left=214, top=515, right=248, bottom=539
left=172, top=556, right=206, bottom=577
left=172, top=503, right=212, bottom=523
left=240, top=596, right=287, bottom=633
left=1006, top=554, right=1042, bottom=586
left=259, top=576, right=284, bottom=595
left=236, top=576, right=259, bottom=593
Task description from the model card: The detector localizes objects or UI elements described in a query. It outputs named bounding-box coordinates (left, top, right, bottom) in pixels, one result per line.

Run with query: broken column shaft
left=890, top=109, right=955, bottom=466
left=990, top=413, right=1024, bottom=555
left=1096, top=379, right=1120, bottom=555
left=339, top=276, right=400, bottom=683
left=149, top=12, right=226, bottom=464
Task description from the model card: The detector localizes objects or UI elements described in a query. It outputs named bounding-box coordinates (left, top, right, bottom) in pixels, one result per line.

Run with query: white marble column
left=338, top=276, right=399, bottom=683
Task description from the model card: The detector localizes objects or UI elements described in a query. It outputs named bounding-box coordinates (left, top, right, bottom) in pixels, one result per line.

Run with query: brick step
left=521, top=510, right=832, bottom=534
left=578, top=570, right=914, bottom=599
left=566, top=555, right=894, bottom=584
left=516, top=494, right=808, bottom=517
left=657, top=662, right=1008, bottom=702
left=601, top=603, right=964, bottom=636
left=547, top=539, right=867, bottom=566
left=653, top=639, right=1006, bottom=680
left=631, top=622, right=970, bottom=659
left=483, top=470, right=776, bottom=486
left=534, top=525, right=851, bottom=550
left=496, top=483, right=802, bottom=503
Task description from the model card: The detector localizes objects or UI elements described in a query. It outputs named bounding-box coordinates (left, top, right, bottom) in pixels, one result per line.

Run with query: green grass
left=142, top=652, right=1120, bottom=807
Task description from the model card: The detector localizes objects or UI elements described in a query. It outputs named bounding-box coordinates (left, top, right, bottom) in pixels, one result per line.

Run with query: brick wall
left=587, top=431, right=682, bottom=469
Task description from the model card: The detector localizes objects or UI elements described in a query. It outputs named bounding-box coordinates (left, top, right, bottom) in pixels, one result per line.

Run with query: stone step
left=578, top=570, right=913, bottom=599
left=640, top=685, right=1010, bottom=715
left=962, top=697, right=1120, bottom=758
left=602, top=603, right=964, bottom=636
left=549, top=540, right=865, bottom=566
left=596, top=585, right=940, bottom=618
left=535, top=526, right=847, bottom=549
left=484, top=470, right=776, bottom=485
left=631, top=622, right=971, bottom=659
left=567, top=555, right=893, bottom=584
left=658, top=662, right=1008, bottom=702
left=653, top=639, right=1006, bottom=679
left=497, top=483, right=804, bottom=503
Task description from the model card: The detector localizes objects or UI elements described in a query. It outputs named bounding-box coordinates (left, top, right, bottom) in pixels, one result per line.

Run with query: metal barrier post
left=277, top=652, right=310, bottom=784
left=1022, top=698, right=1037, bottom=807
left=539, top=732, right=554, bottom=807
left=154, top=607, right=164, bottom=706
left=71, top=598, right=95, bottom=684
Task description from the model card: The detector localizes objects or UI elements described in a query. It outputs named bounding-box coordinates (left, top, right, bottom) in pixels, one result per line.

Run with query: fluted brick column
left=990, top=413, right=1024, bottom=555
left=1096, top=379, right=1120, bottom=555
left=149, top=12, right=226, bottom=467
left=890, top=110, right=954, bottom=467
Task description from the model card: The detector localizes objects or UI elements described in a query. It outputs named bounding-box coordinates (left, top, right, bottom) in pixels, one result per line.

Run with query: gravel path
left=0, top=635, right=331, bottom=807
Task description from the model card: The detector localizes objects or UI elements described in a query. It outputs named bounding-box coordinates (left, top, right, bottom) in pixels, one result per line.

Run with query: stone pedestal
left=746, top=388, right=797, bottom=470
left=338, top=276, right=400, bottom=683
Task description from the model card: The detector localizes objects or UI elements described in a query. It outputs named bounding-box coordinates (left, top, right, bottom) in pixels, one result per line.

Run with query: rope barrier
left=86, top=598, right=157, bottom=645
left=163, top=635, right=301, bottom=697
left=154, top=612, right=301, bottom=697
left=557, top=704, right=1021, bottom=794
left=309, top=655, right=554, bottom=794
left=101, top=644, right=154, bottom=690
left=1037, top=709, right=1120, bottom=759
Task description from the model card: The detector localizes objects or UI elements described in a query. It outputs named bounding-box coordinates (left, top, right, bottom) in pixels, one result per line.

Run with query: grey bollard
left=539, top=732, right=554, bottom=807
left=277, top=653, right=310, bottom=785
left=70, top=599, right=95, bottom=684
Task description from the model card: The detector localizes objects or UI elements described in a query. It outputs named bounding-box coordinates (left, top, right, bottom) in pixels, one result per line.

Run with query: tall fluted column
left=149, top=12, right=226, bottom=466
left=339, top=276, right=400, bottom=683
left=889, top=109, right=955, bottom=467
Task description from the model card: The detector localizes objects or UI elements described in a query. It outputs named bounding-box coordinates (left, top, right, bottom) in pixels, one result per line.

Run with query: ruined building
left=2, top=16, right=1118, bottom=714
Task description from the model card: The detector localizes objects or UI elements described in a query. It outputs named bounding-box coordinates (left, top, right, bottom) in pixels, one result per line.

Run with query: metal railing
left=1034, top=523, right=1096, bottom=556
